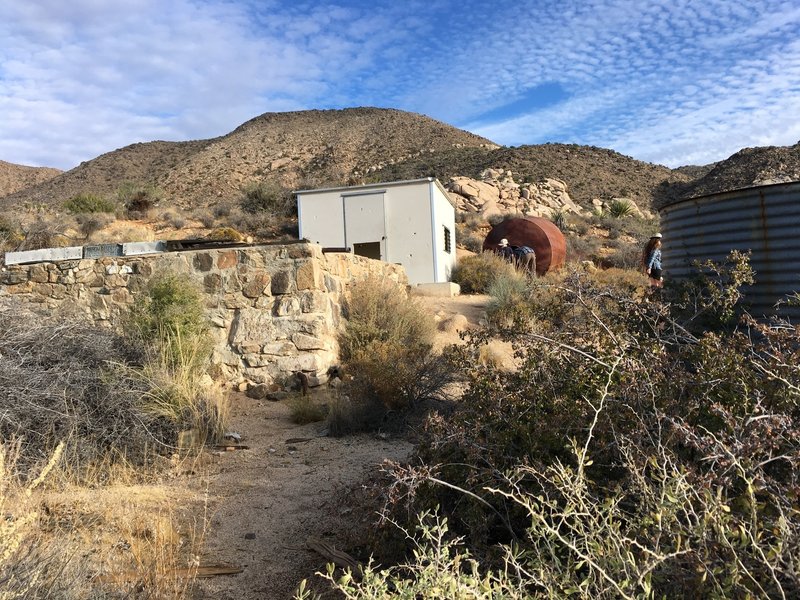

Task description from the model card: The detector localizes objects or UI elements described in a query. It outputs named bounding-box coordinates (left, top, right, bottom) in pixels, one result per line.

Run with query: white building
left=295, top=178, right=456, bottom=285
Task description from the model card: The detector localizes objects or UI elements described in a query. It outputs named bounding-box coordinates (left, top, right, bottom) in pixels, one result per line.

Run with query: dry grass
left=0, top=437, right=213, bottom=599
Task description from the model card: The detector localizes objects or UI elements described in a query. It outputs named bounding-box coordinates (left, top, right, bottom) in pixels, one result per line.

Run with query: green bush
left=64, top=193, right=116, bottom=214
left=117, top=182, right=163, bottom=216
left=550, top=209, right=568, bottom=230
left=241, top=181, right=296, bottom=216
left=365, top=253, right=800, bottom=599
left=127, top=272, right=208, bottom=344
left=288, top=395, right=327, bottom=424
left=450, top=252, right=516, bottom=294
left=485, top=270, right=532, bottom=327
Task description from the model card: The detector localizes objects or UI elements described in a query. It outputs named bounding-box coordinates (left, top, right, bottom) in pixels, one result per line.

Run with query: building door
left=343, top=192, right=386, bottom=259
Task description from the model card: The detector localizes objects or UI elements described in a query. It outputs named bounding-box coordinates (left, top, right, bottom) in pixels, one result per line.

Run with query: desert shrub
left=127, top=272, right=207, bottom=344
left=485, top=270, right=532, bottom=327
left=672, top=249, right=756, bottom=331
left=212, top=201, right=233, bottom=219
left=601, top=239, right=644, bottom=270
left=0, top=215, right=22, bottom=251
left=455, top=222, right=484, bottom=253
left=15, top=218, right=63, bottom=251
left=288, top=395, right=327, bottom=424
left=550, top=209, right=568, bottom=230
left=332, top=276, right=452, bottom=433
left=75, top=211, right=115, bottom=238
left=194, top=208, right=217, bottom=228
left=450, top=252, right=516, bottom=294
left=118, top=182, right=162, bottom=217
left=64, top=193, right=115, bottom=214
left=368, top=254, right=800, bottom=598
left=565, top=233, right=601, bottom=263
left=0, top=301, right=170, bottom=475
left=0, top=442, right=80, bottom=599
left=487, top=213, right=506, bottom=226
left=161, top=210, right=187, bottom=229
left=241, top=181, right=295, bottom=216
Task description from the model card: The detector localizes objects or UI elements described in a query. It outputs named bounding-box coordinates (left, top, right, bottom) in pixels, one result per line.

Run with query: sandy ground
left=189, top=293, right=490, bottom=599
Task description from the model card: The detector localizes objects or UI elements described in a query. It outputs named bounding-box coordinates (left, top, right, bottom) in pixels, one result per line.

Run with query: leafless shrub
left=0, top=301, right=173, bottom=477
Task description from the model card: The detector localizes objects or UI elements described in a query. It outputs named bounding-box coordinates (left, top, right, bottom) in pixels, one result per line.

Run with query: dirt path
left=192, top=293, right=489, bottom=599
left=192, top=394, right=412, bottom=600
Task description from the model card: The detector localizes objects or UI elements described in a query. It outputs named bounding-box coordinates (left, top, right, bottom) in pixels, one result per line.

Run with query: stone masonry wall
left=0, top=242, right=407, bottom=389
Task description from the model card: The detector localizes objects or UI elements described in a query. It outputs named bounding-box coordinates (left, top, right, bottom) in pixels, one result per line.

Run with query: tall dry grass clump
left=126, top=272, right=228, bottom=447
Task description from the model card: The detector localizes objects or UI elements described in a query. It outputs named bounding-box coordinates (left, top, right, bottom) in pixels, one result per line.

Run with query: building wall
left=0, top=242, right=407, bottom=388
left=382, top=180, right=435, bottom=284
left=298, top=191, right=347, bottom=248
left=432, top=183, right=457, bottom=282
left=297, top=179, right=456, bottom=285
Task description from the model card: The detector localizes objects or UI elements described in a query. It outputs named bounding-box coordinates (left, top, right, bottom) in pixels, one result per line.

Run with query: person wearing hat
left=497, top=238, right=515, bottom=262
left=642, top=233, right=663, bottom=288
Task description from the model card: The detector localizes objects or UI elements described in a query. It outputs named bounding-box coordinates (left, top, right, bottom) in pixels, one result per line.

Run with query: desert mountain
left=0, top=108, right=496, bottom=211
left=0, top=160, right=62, bottom=198
left=2, top=108, right=798, bottom=217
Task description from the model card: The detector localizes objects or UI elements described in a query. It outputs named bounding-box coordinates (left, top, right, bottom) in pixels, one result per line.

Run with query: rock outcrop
left=446, top=168, right=585, bottom=219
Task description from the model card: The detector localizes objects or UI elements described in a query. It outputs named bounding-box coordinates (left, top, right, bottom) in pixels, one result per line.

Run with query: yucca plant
left=607, top=198, right=635, bottom=218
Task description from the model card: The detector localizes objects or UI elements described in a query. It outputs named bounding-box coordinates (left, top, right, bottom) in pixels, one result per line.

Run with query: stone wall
left=0, top=242, right=407, bottom=389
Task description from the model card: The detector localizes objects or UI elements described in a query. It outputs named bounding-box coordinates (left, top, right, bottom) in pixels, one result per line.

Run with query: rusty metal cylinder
left=483, top=217, right=566, bottom=276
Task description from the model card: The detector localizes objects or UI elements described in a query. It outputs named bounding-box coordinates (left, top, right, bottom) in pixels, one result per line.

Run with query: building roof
left=294, top=177, right=450, bottom=198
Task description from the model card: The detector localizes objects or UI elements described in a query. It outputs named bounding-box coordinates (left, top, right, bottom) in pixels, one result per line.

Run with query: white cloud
left=0, top=0, right=798, bottom=170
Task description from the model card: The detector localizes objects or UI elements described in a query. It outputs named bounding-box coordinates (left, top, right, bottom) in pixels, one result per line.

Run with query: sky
left=1, top=0, right=799, bottom=171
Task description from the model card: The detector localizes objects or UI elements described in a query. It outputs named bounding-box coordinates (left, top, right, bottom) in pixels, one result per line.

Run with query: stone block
left=229, top=307, right=276, bottom=345
left=204, top=272, right=222, bottom=293
left=112, top=288, right=132, bottom=304
left=242, top=271, right=271, bottom=298
left=274, top=296, right=301, bottom=317
left=292, top=333, right=326, bottom=350
left=276, top=353, right=324, bottom=373
left=270, top=270, right=294, bottom=295
left=212, top=348, right=241, bottom=367
left=0, top=270, right=28, bottom=285
left=193, top=252, right=214, bottom=272
left=29, top=264, right=49, bottom=283
left=411, top=282, right=461, bottom=297
left=217, top=251, right=237, bottom=269
left=243, top=354, right=274, bottom=368
left=253, top=296, right=274, bottom=310
left=300, top=290, right=328, bottom=313
left=262, top=341, right=297, bottom=356
left=295, top=260, right=323, bottom=290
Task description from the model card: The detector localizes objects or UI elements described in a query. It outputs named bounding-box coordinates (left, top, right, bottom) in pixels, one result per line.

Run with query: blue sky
left=1, top=0, right=799, bottom=171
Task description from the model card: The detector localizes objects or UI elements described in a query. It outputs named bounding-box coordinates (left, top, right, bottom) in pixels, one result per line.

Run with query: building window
left=443, top=226, right=452, bottom=253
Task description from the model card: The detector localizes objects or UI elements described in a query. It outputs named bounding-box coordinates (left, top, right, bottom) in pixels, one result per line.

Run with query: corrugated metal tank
left=660, top=181, right=800, bottom=320
left=482, top=217, right=566, bottom=276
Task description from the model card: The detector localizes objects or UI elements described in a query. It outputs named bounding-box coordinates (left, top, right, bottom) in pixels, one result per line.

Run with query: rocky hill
left=2, top=108, right=798, bottom=219
left=657, top=142, right=800, bottom=207
left=0, top=160, right=62, bottom=198
left=0, top=108, right=496, bottom=211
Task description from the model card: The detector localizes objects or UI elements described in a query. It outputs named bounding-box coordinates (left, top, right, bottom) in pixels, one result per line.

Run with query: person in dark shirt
left=497, top=238, right=515, bottom=261
left=513, top=245, right=537, bottom=276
